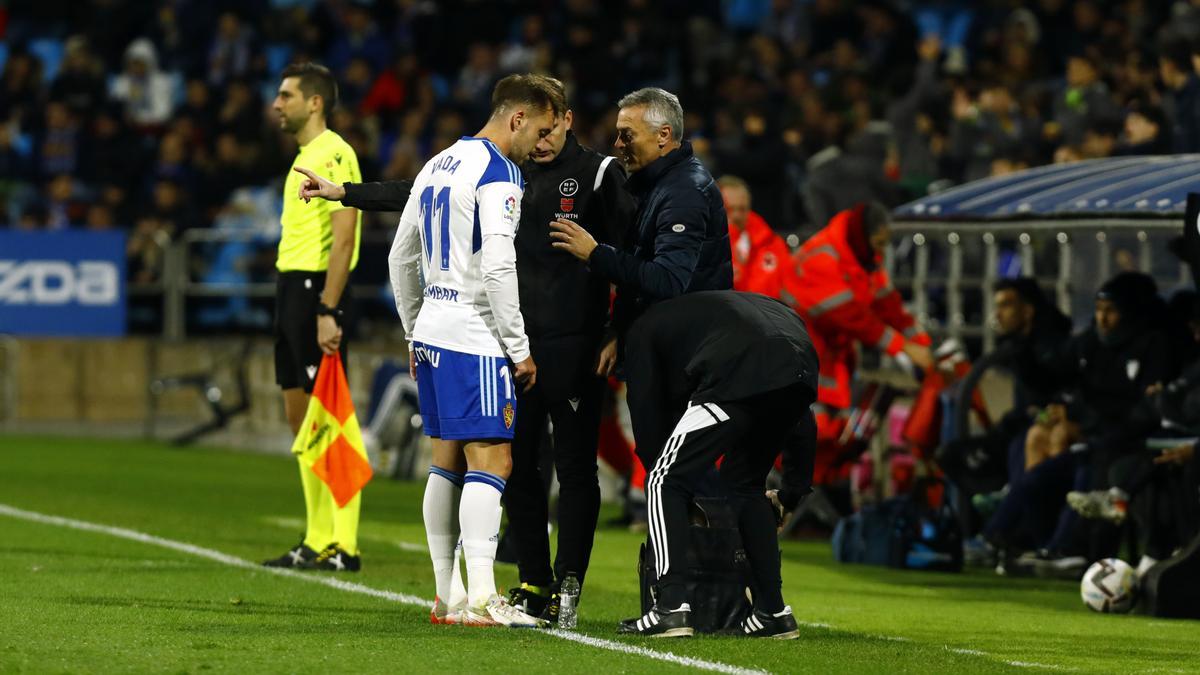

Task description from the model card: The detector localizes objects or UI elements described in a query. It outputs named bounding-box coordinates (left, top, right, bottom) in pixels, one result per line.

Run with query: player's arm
left=317, top=207, right=357, bottom=354
left=294, top=166, right=413, bottom=212
left=342, top=180, right=413, bottom=212
left=389, top=188, right=425, bottom=351
left=478, top=182, right=535, bottom=390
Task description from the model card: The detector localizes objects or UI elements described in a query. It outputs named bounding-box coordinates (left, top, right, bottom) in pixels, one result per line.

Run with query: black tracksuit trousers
left=503, top=375, right=605, bottom=588
left=648, top=384, right=816, bottom=614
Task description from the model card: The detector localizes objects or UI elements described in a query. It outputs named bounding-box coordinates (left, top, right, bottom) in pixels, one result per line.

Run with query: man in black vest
left=293, top=76, right=634, bottom=622
left=614, top=291, right=818, bottom=639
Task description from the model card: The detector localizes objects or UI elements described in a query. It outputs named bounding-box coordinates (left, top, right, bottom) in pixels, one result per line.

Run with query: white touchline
left=0, top=503, right=764, bottom=675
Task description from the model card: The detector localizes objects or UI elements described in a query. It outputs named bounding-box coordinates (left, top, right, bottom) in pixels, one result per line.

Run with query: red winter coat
left=730, top=211, right=789, bottom=298
left=782, top=206, right=930, bottom=409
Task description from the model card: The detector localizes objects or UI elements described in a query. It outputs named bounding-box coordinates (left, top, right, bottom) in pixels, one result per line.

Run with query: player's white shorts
left=412, top=341, right=517, bottom=440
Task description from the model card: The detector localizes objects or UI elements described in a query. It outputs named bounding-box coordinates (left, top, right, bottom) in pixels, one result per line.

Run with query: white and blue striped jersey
left=390, top=136, right=530, bottom=360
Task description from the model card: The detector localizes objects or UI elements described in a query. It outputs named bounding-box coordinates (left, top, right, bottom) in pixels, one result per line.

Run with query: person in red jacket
left=719, top=176, right=790, bottom=298
left=782, top=202, right=933, bottom=482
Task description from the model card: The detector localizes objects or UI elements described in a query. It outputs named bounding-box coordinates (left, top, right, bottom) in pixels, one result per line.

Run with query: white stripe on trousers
left=646, top=403, right=728, bottom=579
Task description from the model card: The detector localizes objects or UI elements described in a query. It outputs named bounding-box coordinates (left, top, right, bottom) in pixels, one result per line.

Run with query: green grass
left=0, top=435, right=1197, bottom=674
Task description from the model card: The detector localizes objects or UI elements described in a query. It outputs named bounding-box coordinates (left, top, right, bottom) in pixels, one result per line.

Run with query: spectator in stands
left=44, top=174, right=86, bottom=229
left=782, top=202, right=932, bottom=484
left=110, top=38, right=177, bottom=131
left=1116, top=104, right=1170, bottom=155
left=803, top=125, right=902, bottom=229
left=216, top=80, right=262, bottom=141
left=35, top=100, right=81, bottom=180
left=1050, top=53, right=1120, bottom=147
left=719, top=175, right=789, bottom=300
left=1159, top=38, right=1200, bottom=153
left=0, top=51, right=41, bottom=125
left=49, top=36, right=106, bottom=118
left=207, top=12, right=254, bottom=88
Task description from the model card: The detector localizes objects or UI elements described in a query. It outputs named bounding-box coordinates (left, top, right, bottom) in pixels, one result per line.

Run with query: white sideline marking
left=0, top=503, right=764, bottom=675
left=263, top=516, right=426, bottom=553
left=800, top=616, right=1069, bottom=671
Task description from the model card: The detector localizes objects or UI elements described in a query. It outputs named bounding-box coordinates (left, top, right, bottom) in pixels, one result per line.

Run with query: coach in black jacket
left=550, top=87, right=732, bottom=337
left=615, top=291, right=817, bottom=639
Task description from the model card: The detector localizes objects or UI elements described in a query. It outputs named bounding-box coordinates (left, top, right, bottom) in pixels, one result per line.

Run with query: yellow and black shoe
left=305, top=543, right=361, bottom=572
left=262, top=539, right=317, bottom=568
left=507, top=583, right=550, bottom=617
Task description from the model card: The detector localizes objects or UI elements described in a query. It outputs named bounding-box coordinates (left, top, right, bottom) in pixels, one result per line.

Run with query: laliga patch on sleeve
left=503, top=194, right=517, bottom=222
left=671, top=223, right=686, bottom=233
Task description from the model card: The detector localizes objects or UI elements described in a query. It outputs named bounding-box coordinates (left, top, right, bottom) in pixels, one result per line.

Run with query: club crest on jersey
left=762, top=252, right=777, bottom=270
left=560, top=197, right=575, bottom=212
left=559, top=178, right=579, bottom=196
left=503, top=402, right=515, bottom=429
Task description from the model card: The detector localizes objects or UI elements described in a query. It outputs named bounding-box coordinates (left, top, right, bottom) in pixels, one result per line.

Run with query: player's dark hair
left=490, top=74, right=566, bottom=119
left=281, top=62, right=338, bottom=115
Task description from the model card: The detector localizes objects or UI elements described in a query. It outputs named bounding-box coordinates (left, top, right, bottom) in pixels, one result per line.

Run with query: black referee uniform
left=506, top=131, right=631, bottom=593
left=620, top=291, right=818, bottom=633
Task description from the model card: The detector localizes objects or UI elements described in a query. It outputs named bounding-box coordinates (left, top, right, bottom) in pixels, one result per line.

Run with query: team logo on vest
left=560, top=197, right=575, bottom=212
left=762, top=251, right=777, bottom=271
left=503, top=401, right=515, bottom=429
left=559, top=178, right=579, bottom=196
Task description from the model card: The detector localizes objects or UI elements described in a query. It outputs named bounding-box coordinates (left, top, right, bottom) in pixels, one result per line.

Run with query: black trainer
left=507, top=584, right=551, bottom=617
left=539, top=592, right=560, bottom=625
left=617, top=603, right=694, bottom=638
left=735, top=606, right=799, bottom=639
left=305, top=543, right=361, bottom=572
left=262, top=539, right=317, bottom=568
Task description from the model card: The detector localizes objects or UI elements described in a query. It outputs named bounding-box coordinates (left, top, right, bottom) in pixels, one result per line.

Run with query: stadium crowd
left=7, top=1, right=1200, bottom=255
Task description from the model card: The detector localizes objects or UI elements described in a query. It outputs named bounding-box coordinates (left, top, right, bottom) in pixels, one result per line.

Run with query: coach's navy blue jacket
left=587, top=140, right=732, bottom=331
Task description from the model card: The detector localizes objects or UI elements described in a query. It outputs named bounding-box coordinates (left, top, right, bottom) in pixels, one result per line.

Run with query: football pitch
left=1, top=435, right=1196, bottom=674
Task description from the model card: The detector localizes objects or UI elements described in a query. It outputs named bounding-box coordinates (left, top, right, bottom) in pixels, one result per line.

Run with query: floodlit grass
left=1, top=435, right=1197, bottom=674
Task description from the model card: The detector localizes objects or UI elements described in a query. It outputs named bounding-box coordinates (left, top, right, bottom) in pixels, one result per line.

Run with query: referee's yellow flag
left=291, top=354, right=373, bottom=507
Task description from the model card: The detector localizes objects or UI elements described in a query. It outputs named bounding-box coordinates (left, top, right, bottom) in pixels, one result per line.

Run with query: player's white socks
left=423, top=467, right=464, bottom=604
left=460, top=470, right=506, bottom=607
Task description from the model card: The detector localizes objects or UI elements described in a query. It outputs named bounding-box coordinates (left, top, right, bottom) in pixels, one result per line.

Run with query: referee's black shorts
left=274, top=271, right=350, bottom=393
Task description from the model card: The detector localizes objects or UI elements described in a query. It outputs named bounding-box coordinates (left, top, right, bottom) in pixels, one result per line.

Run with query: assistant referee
left=262, top=62, right=364, bottom=572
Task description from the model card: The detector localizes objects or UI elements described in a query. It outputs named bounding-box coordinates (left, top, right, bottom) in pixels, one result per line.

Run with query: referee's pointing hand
left=294, top=166, right=346, bottom=203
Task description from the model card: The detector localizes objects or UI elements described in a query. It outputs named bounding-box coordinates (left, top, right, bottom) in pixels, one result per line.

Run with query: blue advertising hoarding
left=0, top=230, right=127, bottom=337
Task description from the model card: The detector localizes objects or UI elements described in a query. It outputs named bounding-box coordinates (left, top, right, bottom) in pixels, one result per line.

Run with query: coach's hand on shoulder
left=294, top=166, right=346, bottom=203
left=550, top=218, right=598, bottom=261
left=512, top=356, right=537, bottom=393
left=317, top=315, right=342, bottom=355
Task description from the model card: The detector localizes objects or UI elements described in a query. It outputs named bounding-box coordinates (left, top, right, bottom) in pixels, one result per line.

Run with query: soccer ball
left=1080, top=558, right=1136, bottom=613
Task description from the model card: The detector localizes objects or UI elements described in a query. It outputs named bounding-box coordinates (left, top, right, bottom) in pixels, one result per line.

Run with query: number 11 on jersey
left=420, top=186, right=452, bottom=270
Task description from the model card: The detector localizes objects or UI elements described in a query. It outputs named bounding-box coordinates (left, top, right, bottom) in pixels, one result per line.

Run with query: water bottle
left=559, top=574, right=580, bottom=629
